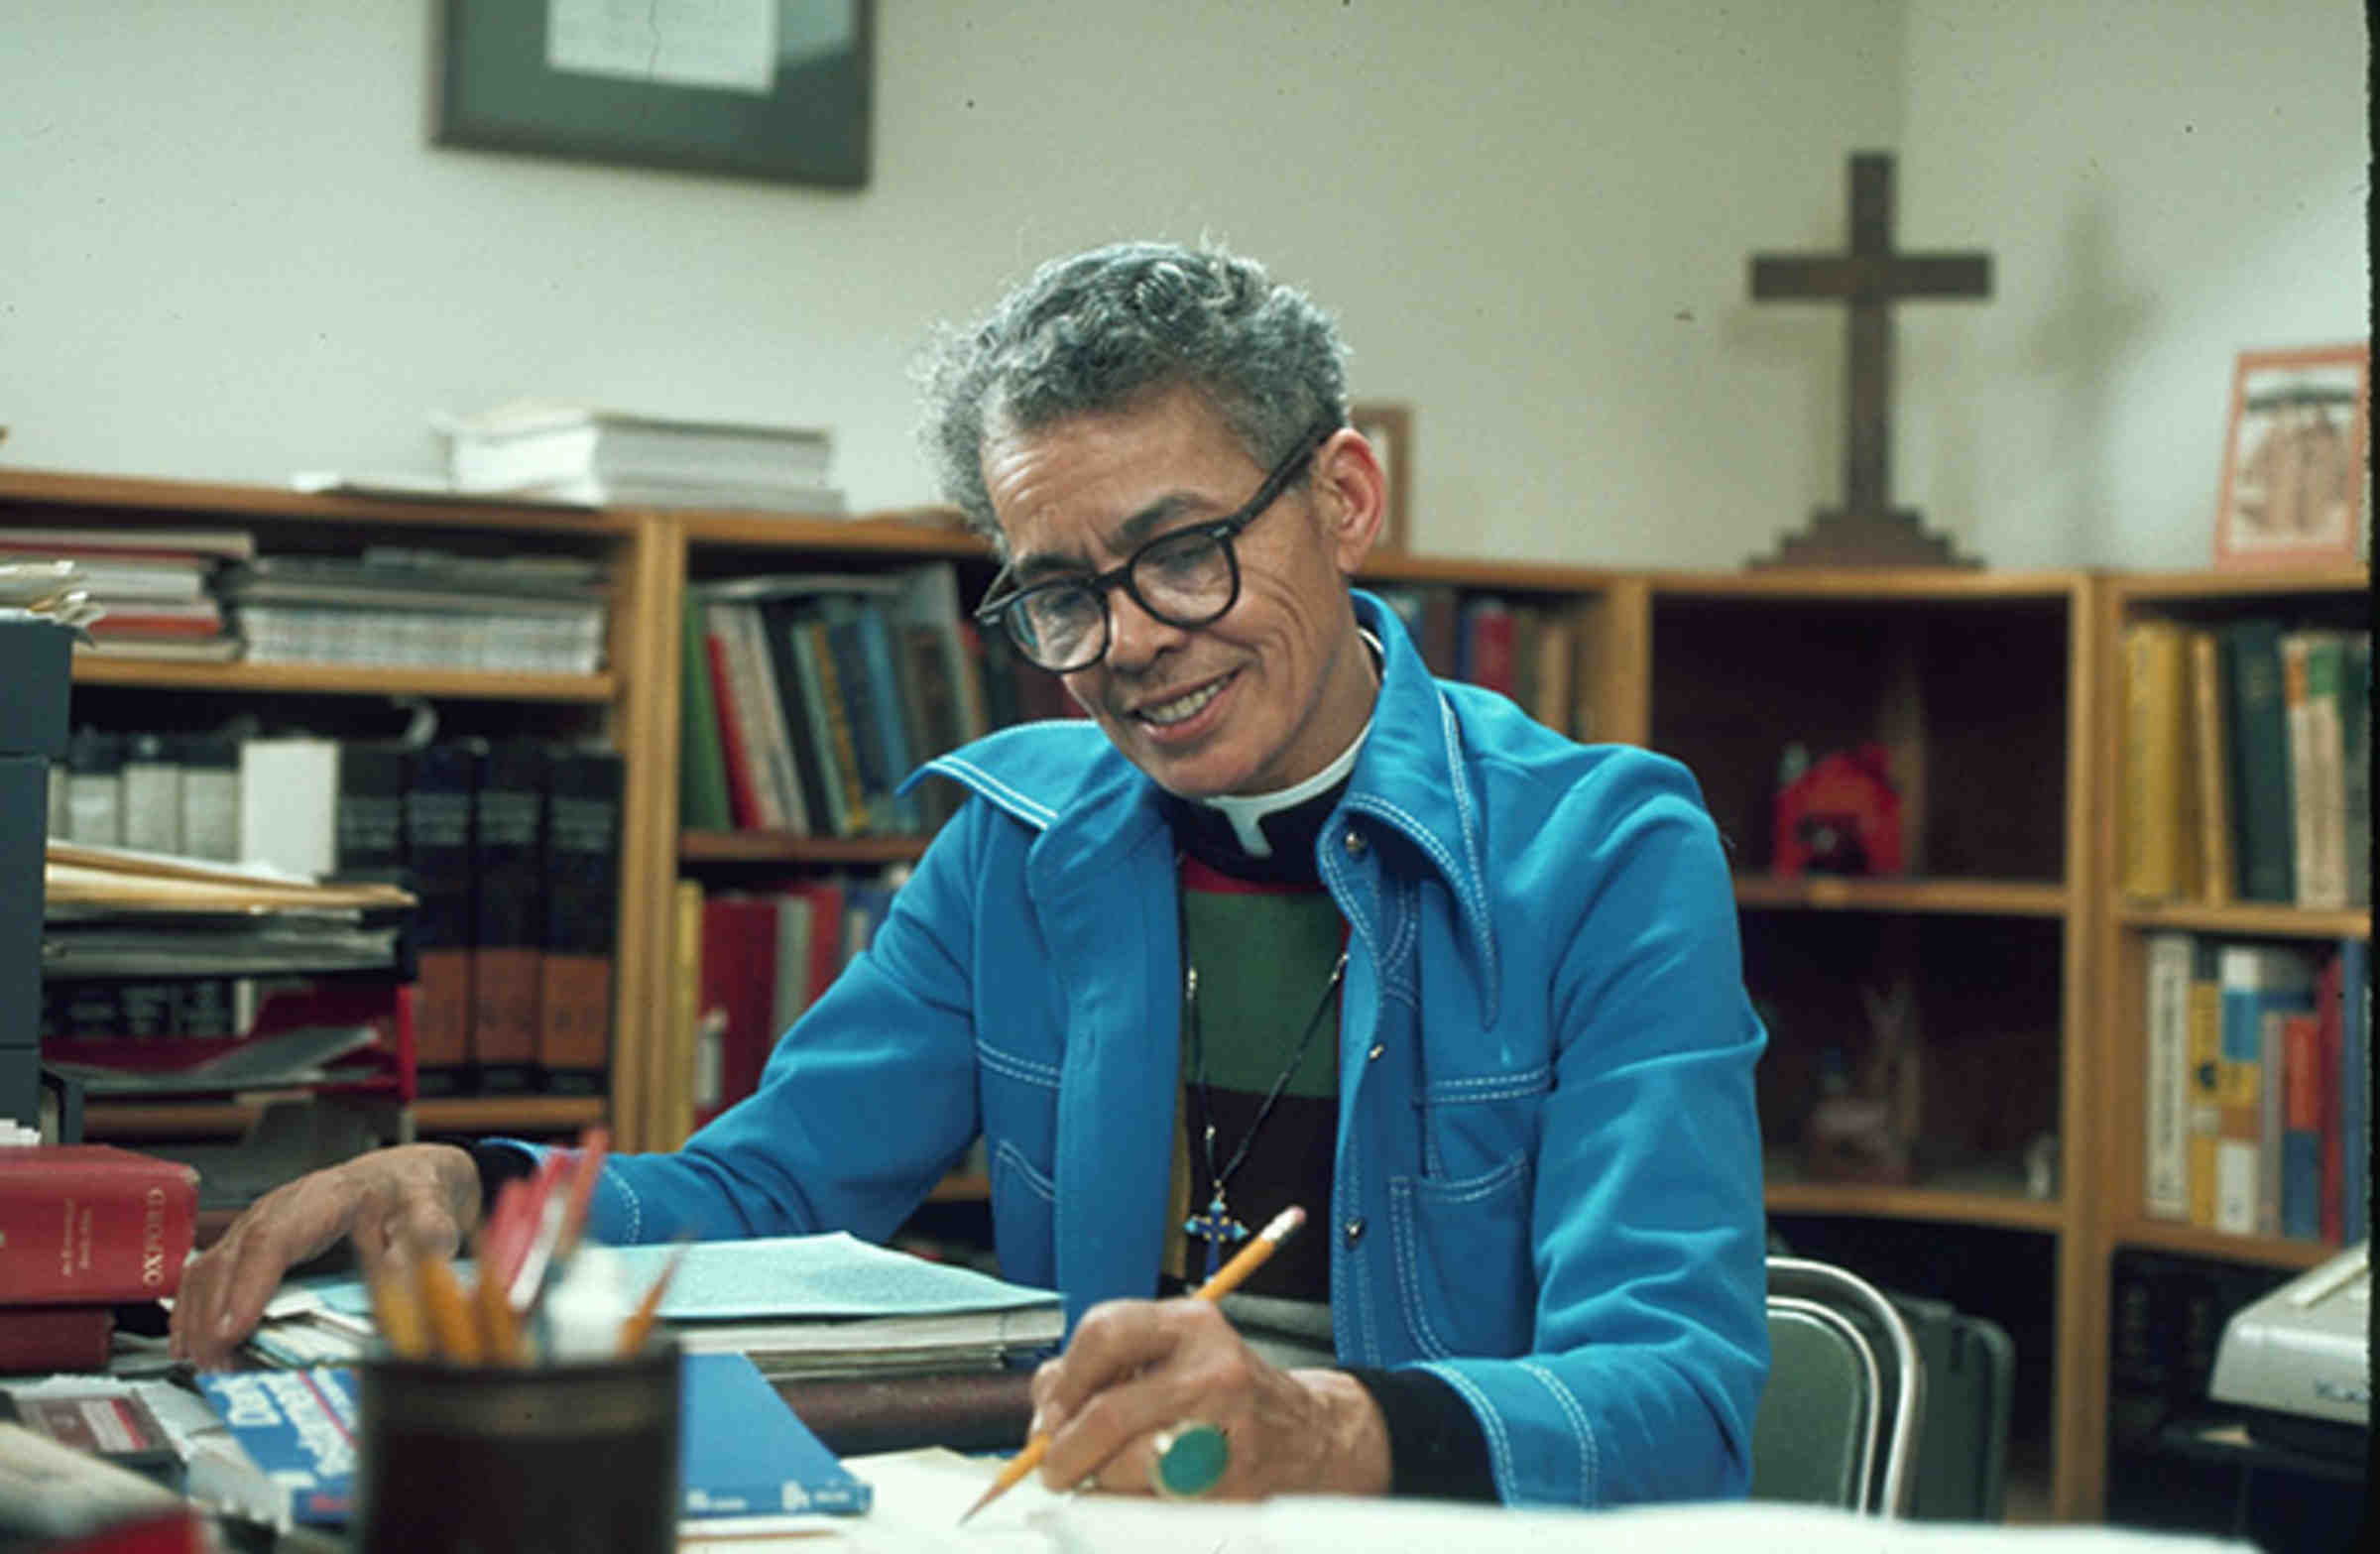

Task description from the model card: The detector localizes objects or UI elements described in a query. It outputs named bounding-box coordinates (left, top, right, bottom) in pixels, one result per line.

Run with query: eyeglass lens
left=1012, top=526, right=1238, bottom=669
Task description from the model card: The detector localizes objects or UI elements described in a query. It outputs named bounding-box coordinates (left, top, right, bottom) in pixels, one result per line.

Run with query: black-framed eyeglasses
left=972, top=419, right=1337, bottom=673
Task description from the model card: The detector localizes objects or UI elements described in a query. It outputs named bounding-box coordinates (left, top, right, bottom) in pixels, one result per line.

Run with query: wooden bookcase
left=0, top=468, right=663, bottom=1146
left=1636, top=569, right=2098, bottom=1519
left=20, top=462, right=2330, bottom=1522
left=2087, top=565, right=2370, bottom=1517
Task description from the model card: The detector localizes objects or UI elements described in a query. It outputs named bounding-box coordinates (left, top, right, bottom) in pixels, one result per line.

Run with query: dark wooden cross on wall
left=1748, top=152, right=1992, bottom=568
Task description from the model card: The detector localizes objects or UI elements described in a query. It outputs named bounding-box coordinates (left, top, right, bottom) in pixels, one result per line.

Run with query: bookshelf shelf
left=69, top=656, right=619, bottom=703
left=678, top=831, right=931, bottom=866
left=2108, top=1219, right=2341, bottom=1273
left=673, top=509, right=980, bottom=556
left=1764, top=1178, right=2067, bottom=1234
left=2114, top=901, right=2370, bottom=941
left=0, top=466, right=640, bottom=538
left=2111, top=563, right=2371, bottom=602
left=83, top=1094, right=607, bottom=1139
left=1733, top=875, right=2069, bottom=917
left=414, top=1096, right=610, bottom=1133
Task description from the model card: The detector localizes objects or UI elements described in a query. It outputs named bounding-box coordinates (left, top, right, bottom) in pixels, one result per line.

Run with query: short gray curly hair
left=917, top=242, right=1351, bottom=544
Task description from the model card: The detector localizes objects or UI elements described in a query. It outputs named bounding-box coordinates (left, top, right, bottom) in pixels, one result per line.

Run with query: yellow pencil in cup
left=414, top=1255, right=484, bottom=1367
left=614, top=1236, right=695, bottom=1358
left=367, top=1254, right=431, bottom=1362
left=958, top=1204, right=1306, bottom=1526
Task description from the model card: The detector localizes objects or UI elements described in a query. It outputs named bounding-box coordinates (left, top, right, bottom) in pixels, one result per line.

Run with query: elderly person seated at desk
left=172, top=240, right=1770, bottom=1509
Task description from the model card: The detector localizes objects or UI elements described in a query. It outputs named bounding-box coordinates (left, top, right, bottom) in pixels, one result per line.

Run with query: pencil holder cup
left=352, top=1341, right=679, bottom=1554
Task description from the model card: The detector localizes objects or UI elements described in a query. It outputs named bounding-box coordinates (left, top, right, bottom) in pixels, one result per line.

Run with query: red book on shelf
left=1462, top=599, right=1518, bottom=695
left=0, top=1304, right=115, bottom=1373
left=0, top=1145, right=198, bottom=1306
left=695, top=894, right=781, bottom=1126
left=789, top=878, right=848, bottom=1006
left=705, top=631, right=763, bottom=830
left=2315, top=950, right=2345, bottom=1244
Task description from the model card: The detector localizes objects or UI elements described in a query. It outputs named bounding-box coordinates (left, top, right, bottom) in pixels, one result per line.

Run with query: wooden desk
left=774, top=1369, right=1034, bottom=1458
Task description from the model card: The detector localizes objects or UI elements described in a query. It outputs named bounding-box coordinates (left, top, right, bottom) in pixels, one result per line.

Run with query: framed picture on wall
left=1352, top=402, right=1412, bottom=554
left=435, top=0, right=872, bottom=188
left=2212, top=343, right=2369, bottom=570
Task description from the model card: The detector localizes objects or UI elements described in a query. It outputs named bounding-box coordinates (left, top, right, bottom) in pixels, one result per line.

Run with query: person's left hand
left=1027, top=1296, right=1392, bottom=1499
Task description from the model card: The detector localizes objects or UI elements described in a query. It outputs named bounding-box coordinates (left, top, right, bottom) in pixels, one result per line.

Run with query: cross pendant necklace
left=1180, top=951, right=1347, bottom=1277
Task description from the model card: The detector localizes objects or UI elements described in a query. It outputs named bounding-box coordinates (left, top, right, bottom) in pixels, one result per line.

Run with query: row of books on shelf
left=1369, top=585, right=1584, bottom=738
left=0, top=522, right=609, bottom=671
left=2140, top=933, right=2367, bottom=1244
left=685, top=571, right=1594, bottom=843
left=42, top=733, right=623, bottom=1099
left=2121, top=615, right=2370, bottom=909
left=680, top=562, right=1076, bottom=840
left=676, top=875, right=904, bottom=1130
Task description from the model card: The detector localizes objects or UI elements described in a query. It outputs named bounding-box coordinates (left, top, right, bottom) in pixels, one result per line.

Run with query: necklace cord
left=1184, top=948, right=1349, bottom=1214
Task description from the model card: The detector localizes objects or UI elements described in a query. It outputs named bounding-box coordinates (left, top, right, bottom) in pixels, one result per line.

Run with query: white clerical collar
left=1191, top=630, right=1380, bottom=858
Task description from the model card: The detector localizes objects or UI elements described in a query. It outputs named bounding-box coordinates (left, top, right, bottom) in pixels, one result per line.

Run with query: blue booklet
left=194, top=1368, right=358, bottom=1526
left=195, top=1354, right=867, bottom=1526
left=680, top=1351, right=871, bottom=1518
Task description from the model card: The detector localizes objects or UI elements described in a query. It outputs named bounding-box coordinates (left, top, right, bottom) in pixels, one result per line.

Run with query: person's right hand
left=168, top=1141, right=482, bottom=1369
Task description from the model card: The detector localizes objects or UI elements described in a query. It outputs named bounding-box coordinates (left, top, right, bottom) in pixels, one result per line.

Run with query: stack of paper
left=217, top=549, right=610, bottom=673
left=253, top=1233, right=1063, bottom=1380
left=436, top=402, right=845, bottom=515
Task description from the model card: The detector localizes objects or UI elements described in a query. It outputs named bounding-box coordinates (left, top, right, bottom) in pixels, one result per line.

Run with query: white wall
left=1897, top=2, right=2370, bottom=570
left=1, top=1, right=1900, bottom=566
left=1, top=4, right=2364, bottom=571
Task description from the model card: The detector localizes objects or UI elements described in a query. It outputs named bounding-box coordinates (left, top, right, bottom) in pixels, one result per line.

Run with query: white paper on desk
left=650, top=1448, right=2265, bottom=1554
left=676, top=1447, right=1065, bottom=1552
left=1055, top=1496, right=2256, bottom=1554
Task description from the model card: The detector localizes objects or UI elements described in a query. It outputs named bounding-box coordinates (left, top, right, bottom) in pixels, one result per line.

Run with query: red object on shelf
left=0, top=1144, right=198, bottom=1304
left=38, top=982, right=417, bottom=1106
left=1774, top=742, right=1904, bottom=877
left=0, top=1303, right=115, bottom=1371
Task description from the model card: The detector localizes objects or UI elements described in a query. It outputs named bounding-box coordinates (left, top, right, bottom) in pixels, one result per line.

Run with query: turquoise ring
left=1149, top=1421, right=1230, bottom=1498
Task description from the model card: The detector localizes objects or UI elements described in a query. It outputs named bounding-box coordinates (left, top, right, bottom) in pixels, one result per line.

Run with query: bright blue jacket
left=585, top=590, right=1769, bottom=1507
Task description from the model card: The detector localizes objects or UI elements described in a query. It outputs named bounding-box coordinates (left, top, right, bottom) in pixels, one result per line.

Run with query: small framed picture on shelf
left=2212, top=343, right=2369, bottom=570
left=1351, top=403, right=1412, bottom=554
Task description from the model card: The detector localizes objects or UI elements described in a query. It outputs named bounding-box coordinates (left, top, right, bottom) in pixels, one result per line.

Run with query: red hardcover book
left=0, top=1304, right=115, bottom=1373
left=2316, top=951, right=2345, bottom=1244
left=791, top=879, right=848, bottom=1006
left=0, top=1145, right=198, bottom=1305
left=1462, top=598, right=1519, bottom=695
left=695, top=895, right=781, bottom=1126
left=705, top=631, right=762, bottom=830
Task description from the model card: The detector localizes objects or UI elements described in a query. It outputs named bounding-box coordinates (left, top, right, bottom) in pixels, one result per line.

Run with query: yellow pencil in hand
left=958, top=1205, right=1306, bottom=1525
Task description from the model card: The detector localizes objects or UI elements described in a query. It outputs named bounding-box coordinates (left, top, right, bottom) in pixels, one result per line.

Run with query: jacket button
left=1342, top=828, right=1367, bottom=858
left=1367, top=1042, right=1384, bottom=1062
left=1343, top=1217, right=1366, bottom=1247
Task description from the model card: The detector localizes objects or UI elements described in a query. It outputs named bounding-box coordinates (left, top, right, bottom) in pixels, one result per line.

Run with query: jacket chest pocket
left=1385, top=1146, right=1534, bottom=1361
left=1382, top=1063, right=1549, bottom=1359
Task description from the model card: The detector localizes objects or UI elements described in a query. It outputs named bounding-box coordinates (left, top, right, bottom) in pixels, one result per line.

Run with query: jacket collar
left=914, top=590, right=1497, bottom=985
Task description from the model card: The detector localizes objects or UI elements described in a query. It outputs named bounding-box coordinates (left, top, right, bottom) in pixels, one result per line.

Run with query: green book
left=2341, top=633, right=2371, bottom=908
left=679, top=597, right=733, bottom=832
left=2218, top=617, right=2293, bottom=904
